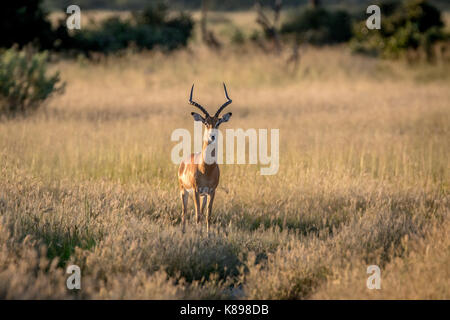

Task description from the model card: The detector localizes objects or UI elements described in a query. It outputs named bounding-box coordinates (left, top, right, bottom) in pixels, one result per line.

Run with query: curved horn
left=189, top=84, right=209, bottom=117
left=215, top=83, right=232, bottom=117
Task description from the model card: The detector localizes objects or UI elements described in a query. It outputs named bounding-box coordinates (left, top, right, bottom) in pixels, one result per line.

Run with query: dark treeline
left=44, top=0, right=450, bottom=11
left=1, top=1, right=194, bottom=54
left=43, top=0, right=372, bottom=11
left=44, top=0, right=307, bottom=10
left=2, top=0, right=447, bottom=58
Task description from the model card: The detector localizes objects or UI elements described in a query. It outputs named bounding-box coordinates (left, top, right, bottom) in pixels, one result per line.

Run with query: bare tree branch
left=255, top=0, right=283, bottom=54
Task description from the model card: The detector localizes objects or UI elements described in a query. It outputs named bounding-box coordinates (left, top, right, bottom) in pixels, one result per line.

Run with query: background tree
left=350, top=0, right=447, bottom=60
left=201, top=0, right=221, bottom=49
left=0, top=0, right=56, bottom=50
left=255, top=0, right=283, bottom=54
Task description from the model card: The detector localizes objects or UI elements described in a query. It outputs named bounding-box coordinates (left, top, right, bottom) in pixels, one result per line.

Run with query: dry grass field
left=1, top=11, right=449, bottom=299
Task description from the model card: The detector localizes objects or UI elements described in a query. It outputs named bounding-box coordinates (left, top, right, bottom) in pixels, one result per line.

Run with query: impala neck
left=199, top=139, right=217, bottom=173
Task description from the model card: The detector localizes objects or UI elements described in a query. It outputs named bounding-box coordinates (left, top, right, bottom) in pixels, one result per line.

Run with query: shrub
left=66, top=3, right=194, bottom=55
left=231, top=28, right=246, bottom=45
left=0, top=48, right=64, bottom=117
left=281, top=7, right=353, bottom=45
left=350, top=0, right=447, bottom=59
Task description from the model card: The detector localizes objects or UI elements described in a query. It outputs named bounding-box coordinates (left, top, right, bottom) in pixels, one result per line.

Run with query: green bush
left=281, top=7, right=353, bottom=45
left=350, top=0, right=446, bottom=59
left=67, top=3, right=194, bottom=55
left=0, top=48, right=64, bottom=117
left=231, top=28, right=246, bottom=45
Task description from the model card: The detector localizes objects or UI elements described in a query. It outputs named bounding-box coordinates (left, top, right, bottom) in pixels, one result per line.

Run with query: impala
left=178, top=83, right=233, bottom=233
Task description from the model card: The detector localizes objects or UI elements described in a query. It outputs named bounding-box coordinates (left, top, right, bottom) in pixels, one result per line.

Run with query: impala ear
left=217, top=112, right=232, bottom=127
left=221, top=112, right=232, bottom=122
left=191, top=112, right=205, bottom=123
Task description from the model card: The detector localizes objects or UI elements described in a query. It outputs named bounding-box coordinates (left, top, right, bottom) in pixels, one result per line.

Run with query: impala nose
left=211, top=135, right=215, bottom=141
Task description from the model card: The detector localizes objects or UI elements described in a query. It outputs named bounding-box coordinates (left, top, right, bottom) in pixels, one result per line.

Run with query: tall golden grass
left=0, top=28, right=449, bottom=298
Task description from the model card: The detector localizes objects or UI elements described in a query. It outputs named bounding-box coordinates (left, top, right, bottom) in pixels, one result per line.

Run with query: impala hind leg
left=180, top=189, right=188, bottom=233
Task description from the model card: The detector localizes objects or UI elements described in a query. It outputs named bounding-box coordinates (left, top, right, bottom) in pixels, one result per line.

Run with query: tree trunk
left=201, top=0, right=209, bottom=43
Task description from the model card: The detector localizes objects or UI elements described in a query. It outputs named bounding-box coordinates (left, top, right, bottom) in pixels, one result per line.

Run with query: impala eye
left=211, top=135, right=215, bottom=141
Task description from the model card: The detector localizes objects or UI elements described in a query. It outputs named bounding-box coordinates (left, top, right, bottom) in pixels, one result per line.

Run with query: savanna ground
left=0, top=11, right=449, bottom=299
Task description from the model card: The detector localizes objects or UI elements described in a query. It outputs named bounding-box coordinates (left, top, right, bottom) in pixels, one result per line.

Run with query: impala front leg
left=193, top=190, right=201, bottom=224
left=200, top=195, right=207, bottom=223
left=180, top=189, right=188, bottom=233
left=206, top=190, right=215, bottom=234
